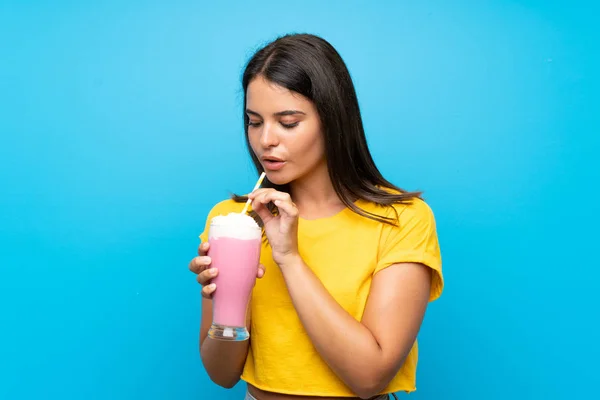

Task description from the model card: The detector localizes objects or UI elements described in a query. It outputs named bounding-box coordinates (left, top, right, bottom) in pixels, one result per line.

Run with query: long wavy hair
left=233, top=33, right=422, bottom=226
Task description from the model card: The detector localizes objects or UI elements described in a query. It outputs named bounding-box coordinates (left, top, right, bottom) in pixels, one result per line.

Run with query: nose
left=259, top=122, right=279, bottom=148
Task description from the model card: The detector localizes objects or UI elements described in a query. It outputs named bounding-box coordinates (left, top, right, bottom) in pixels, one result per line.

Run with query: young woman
left=189, top=33, right=443, bottom=400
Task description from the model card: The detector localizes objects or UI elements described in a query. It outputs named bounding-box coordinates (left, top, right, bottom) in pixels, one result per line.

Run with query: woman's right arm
left=199, top=297, right=249, bottom=388
left=190, top=242, right=261, bottom=388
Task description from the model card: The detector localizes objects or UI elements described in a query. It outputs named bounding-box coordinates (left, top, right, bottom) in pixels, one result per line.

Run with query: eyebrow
left=246, top=109, right=306, bottom=117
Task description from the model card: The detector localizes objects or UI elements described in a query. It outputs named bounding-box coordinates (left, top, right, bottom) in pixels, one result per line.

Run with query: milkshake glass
left=207, top=212, right=261, bottom=341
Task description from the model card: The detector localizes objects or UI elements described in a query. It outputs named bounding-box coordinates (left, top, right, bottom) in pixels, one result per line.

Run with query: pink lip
left=263, top=160, right=286, bottom=171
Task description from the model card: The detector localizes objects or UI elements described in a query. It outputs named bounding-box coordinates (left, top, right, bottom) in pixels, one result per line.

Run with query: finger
left=252, top=189, right=291, bottom=206
left=251, top=189, right=276, bottom=207
left=274, top=199, right=299, bottom=218
left=248, top=189, right=275, bottom=222
left=257, top=191, right=297, bottom=218
left=189, top=256, right=211, bottom=274
left=262, top=191, right=293, bottom=205
left=202, top=283, right=216, bottom=298
left=197, top=267, right=218, bottom=285
left=251, top=189, right=290, bottom=221
left=257, top=264, right=266, bottom=279
left=252, top=200, right=276, bottom=225
left=247, top=188, right=275, bottom=199
left=198, top=242, right=210, bottom=256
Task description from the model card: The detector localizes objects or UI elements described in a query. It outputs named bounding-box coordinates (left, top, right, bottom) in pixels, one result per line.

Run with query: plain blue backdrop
left=1, top=1, right=598, bottom=399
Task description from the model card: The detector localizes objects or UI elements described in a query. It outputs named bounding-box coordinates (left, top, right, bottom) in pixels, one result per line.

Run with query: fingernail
left=209, top=268, right=217, bottom=274
left=209, top=284, right=216, bottom=290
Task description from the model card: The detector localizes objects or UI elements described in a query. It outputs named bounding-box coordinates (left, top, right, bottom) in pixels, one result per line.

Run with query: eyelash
left=247, top=121, right=299, bottom=129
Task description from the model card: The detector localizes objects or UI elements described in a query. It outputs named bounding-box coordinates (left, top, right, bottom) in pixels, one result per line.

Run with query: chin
left=264, top=171, right=293, bottom=186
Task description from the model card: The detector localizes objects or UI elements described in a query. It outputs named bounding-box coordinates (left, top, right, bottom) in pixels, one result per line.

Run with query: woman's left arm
left=281, top=256, right=431, bottom=399
left=249, top=188, right=435, bottom=399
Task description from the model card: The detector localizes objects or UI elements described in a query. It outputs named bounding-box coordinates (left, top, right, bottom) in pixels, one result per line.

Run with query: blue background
left=1, top=1, right=598, bottom=399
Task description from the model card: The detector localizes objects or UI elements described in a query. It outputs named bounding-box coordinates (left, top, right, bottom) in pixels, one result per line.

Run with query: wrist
left=275, top=252, right=303, bottom=269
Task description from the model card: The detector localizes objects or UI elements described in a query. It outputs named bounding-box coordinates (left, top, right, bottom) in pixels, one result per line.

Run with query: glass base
left=208, top=323, right=249, bottom=341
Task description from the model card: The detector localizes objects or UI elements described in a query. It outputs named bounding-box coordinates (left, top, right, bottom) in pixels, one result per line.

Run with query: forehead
left=246, top=77, right=310, bottom=111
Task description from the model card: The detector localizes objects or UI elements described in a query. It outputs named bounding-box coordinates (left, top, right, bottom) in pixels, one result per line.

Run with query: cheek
left=298, top=128, right=325, bottom=160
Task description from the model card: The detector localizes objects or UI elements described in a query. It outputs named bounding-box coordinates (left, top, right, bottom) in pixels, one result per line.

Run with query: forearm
left=200, top=337, right=249, bottom=388
left=280, top=257, right=392, bottom=397
left=199, top=300, right=252, bottom=389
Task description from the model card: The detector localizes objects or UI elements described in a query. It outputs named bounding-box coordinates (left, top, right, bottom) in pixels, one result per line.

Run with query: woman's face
left=246, top=76, right=326, bottom=186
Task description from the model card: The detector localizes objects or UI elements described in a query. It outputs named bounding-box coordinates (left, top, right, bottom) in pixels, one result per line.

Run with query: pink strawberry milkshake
left=207, top=212, right=261, bottom=341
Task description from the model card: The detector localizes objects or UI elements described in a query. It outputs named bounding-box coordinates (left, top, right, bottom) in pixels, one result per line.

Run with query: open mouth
left=262, top=157, right=286, bottom=171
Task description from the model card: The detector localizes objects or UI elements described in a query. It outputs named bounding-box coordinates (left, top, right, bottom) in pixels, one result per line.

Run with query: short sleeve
left=375, top=199, right=444, bottom=301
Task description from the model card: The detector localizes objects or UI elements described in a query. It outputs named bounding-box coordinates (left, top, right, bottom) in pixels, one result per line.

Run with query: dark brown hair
left=233, top=33, right=422, bottom=226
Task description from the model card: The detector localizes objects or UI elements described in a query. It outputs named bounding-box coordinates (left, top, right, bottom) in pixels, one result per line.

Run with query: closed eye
left=281, top=121, right=299, bottom=129
left=247, top=121, right=262, bottom=128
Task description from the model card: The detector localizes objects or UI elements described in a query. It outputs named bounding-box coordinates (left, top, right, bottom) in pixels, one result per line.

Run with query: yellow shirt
left=199, top=196, right=443, bottom=396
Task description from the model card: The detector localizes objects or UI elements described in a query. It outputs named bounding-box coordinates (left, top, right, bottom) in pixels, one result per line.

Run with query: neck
left=289, top=162, right=345, bottom=218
